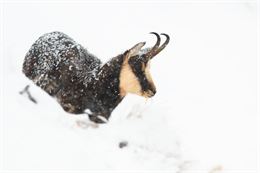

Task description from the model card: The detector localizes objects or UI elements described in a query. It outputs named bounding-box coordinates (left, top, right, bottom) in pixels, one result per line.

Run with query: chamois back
left=23, top=31, right=101, bottom=96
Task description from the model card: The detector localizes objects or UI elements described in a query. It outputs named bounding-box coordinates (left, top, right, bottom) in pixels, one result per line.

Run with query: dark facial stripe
left=128, top=58, right=153, bottom=93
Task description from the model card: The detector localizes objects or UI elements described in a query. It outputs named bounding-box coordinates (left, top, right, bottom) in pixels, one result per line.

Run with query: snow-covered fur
left=23, top=31, right=169, bottom=123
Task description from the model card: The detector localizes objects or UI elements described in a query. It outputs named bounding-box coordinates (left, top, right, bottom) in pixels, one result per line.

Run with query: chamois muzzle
left=145, top=32, right=170, bottom=59
left=145, top=88, right=156, bottom=98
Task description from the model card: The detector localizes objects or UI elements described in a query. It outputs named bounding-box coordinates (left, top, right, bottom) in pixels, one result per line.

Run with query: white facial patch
left=119, top=60, right=142, bottom=97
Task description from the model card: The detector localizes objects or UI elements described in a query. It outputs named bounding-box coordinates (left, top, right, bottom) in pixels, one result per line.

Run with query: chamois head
left=119, top=32, right=170, bottom=98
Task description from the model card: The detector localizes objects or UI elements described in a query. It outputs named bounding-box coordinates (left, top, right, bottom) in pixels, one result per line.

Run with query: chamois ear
left=125, top=42, right=146, bottom=59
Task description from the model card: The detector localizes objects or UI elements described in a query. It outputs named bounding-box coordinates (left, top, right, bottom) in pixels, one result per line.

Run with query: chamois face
left=119, top=54, right=155, bottom=98
left=119, top=32, right=170, bottom=98
left=128, top=55, right=156, bottom=98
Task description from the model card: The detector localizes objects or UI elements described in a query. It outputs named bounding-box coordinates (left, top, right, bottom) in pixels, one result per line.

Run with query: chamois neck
left=91, top=54, right=125, bottom=117
left=95, top=55, right=124, bottom=87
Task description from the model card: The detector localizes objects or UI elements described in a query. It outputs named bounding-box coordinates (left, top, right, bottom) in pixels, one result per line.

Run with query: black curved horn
left=150, top=33, right=170, bottom=59
left=145, top=32, right=161, bottom=59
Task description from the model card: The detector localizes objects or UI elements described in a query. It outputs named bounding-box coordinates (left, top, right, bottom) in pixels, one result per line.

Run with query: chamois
left=22, top=31, right=170, bottom=123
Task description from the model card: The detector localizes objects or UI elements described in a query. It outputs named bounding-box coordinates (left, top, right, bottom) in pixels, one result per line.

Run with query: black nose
left=148, top=88, right=156, bottom=97
left=151, top=88, right=156, bottom=95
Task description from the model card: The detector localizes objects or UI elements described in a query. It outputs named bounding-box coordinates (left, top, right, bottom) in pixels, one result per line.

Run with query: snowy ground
left=1, top=1, right=258, bottom=173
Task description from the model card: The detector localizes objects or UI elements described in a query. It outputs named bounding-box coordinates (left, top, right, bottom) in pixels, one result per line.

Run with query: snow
left=1, top=1, right=258, bottom=173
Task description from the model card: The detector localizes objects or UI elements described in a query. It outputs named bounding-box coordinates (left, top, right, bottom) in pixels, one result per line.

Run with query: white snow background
left=0, top=1, right=258, bottom=173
